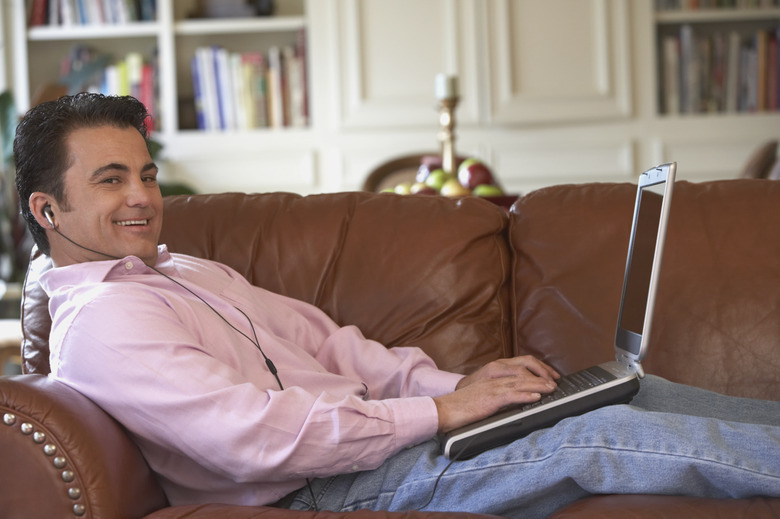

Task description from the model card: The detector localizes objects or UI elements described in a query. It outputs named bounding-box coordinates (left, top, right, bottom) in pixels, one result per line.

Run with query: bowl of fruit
left=383, top=156, right=517, bottom=209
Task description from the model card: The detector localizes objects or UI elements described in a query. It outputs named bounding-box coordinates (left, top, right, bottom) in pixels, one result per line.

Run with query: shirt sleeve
left=268, top=292, right=465, bottom=400
left=48, top=285, right=449, bottom=483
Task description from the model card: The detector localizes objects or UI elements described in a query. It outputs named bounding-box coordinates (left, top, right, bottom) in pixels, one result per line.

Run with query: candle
left=435, top=74, right=459, bottom=100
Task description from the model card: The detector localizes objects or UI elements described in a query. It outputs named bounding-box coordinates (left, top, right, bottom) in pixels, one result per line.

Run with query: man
left=14, top=93, right=780, bottom=519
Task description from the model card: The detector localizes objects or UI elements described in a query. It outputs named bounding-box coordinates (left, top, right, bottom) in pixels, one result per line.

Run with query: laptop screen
left=615, top=163, right=675, bottom=359
left=619, top=184, right=664, bottom=336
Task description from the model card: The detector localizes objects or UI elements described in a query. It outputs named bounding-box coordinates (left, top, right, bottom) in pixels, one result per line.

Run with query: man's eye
left=143, top=176, right=158, bottom=183
left=102, top=178, right=119, bottom=184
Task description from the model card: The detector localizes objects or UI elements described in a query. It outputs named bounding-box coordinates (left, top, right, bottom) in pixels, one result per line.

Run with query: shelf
left=656, top=110, right=780, bottom=121
left=27, top=21, right=160, bottom=40
left=655, top=7, right=780, bottom=24
left=174, top=16, right=306, bottom=36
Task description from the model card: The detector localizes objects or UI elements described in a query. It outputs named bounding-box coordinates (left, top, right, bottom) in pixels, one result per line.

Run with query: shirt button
left=351, top=464, right=359, bottom=472
left=124, top=261, right=134, bottom=270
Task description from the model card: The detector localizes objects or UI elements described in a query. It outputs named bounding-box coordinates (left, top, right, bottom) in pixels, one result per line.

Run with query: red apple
left=457, top=159, right=494, bottom=190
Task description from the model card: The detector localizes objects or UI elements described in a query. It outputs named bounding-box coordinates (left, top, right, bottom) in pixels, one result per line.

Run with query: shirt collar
left=40, top=244, right=172, bottom=296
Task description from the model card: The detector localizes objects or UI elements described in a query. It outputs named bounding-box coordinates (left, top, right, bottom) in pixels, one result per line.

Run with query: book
left=679, top=24, right=699, bottom=113
left=243, top=52, right=268, bottom=128
left=231, top=53, right=249, bottom=130
left=214, top=46, right=236, bottom=130
left=195, top=46, right=220, bottom=131
left=140, top=62, right=156, bottom=132
left=725, top=31, right=741, bottom=112
left=30, top=0, right=48, bottom=26
left=662, top=35, right=680, bottom=115
left=756, top=30, right=767, bottom=111
left=769, top=29, right=779, bottom=111
left=267, top=46, right=284, bottom=128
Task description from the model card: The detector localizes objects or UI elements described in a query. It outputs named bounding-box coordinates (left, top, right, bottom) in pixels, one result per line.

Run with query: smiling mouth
left=115, top=219, right=150, bottom=226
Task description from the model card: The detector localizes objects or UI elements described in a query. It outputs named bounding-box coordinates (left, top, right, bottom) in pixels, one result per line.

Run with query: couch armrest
left=0, top=374, right=168, bottom=519
left=549, top=494, right=780, bottom=519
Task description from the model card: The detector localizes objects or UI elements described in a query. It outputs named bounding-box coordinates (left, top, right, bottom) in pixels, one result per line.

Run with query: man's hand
left=433, top=356, right=560, bottom=434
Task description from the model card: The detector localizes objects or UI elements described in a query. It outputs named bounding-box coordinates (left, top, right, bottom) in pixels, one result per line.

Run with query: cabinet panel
left=330, top=0, right=480, bottom=129
left=488, top=139, right=634, bottom=194
left=487, top=0, right=632, bottom=124
left=166, top=145, right=317, bottom=194
left=652, top=139, right=761, bottom=182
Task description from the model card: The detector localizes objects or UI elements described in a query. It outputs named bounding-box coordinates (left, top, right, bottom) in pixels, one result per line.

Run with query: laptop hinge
left=615, top=353, right=646, bottom=379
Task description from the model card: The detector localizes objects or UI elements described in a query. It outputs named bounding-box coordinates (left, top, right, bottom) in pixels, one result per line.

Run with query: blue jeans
left=287, top=375, right=780, bottom=518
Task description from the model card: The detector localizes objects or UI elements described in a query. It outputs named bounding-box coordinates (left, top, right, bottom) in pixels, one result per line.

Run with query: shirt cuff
left=388, top=395, right=442, bottom=450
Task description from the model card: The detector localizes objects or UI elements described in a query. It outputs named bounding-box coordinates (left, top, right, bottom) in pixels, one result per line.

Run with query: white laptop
left=440, top=162, right=676, bottom=460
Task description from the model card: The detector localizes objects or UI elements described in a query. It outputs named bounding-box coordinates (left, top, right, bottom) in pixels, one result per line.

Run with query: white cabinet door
left=485, top=0, right=632, bottom=124
left=325, top=0, right=481, bottom=129
left=324, top=0, right=632, bottom=130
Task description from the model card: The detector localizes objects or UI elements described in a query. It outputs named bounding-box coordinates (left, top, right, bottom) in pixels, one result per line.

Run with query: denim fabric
left=287, top=376, right=780, bottom=518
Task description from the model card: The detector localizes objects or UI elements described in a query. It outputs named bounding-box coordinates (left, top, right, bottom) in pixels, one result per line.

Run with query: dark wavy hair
left=14, top=93, right=151, bottom=255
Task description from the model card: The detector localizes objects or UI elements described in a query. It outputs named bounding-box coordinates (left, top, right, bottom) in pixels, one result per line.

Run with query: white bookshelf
left=12, top=0, right=308, bottom=137
left=653, top=3, right=780, bottom=117
left=6, top=0, right=780, bottom=195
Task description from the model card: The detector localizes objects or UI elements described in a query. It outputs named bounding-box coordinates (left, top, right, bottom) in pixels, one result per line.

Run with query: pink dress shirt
left=41, top=245, right=463, bottom=506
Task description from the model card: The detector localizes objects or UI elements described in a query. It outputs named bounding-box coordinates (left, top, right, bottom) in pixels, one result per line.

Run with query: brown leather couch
left=2, top=179, right=779, bottom=519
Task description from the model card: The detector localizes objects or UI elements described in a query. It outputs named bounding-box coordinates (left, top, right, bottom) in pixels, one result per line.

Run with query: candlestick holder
left=437, top=96, right=459, bottom=175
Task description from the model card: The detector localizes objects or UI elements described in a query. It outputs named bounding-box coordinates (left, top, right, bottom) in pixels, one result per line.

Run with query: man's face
left=50, top=125, right=163, bottom=267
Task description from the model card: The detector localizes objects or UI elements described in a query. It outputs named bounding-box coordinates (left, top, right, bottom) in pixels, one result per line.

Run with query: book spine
left=196, top=47, right=220, bottom=131
left=48, top=0, right=60, bottom=25
left=267, top=46, right=283, bottom=128
left=140, top=62, right=155, bottom=132
left=30, top=0, right=48, bottom=27
left=191, top=55, right=205, bottom=130
left=662, top=35, right=680, bottom=115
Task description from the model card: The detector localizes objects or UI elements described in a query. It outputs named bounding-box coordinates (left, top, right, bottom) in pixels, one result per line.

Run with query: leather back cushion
left=511, top=180, right=780, bottom=400
left=23, top=191, right=512, bottom=375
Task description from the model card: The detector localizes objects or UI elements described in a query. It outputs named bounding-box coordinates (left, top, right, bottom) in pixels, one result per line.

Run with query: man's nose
left=125, top=177, right=153, bottom=206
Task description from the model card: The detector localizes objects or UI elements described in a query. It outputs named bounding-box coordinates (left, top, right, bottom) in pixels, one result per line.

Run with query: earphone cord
left=145, top=265, right=321, bottom=511
left=415, top=434, right=476, bottom=511
left=51, top=225, right=320, bottom=510
left=148, top=263, right=285, bottom=390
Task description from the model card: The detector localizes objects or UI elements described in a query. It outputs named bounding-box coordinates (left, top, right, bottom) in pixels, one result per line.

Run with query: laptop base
left=439, top=365, right=641, bottom=460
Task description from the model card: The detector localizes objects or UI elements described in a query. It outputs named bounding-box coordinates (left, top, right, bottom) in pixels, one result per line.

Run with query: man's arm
left=48, top=286, right=442, bottom=482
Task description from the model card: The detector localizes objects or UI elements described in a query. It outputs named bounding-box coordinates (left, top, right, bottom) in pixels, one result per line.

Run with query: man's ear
left=29, top=192, right=56, bottom=229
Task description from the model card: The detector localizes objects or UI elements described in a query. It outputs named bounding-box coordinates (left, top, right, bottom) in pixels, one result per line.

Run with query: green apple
left=440, top=178, right=471, bottom=197
left=472, top=184, right=504, bottom=197
left=424, top=169, right=452, bottom=192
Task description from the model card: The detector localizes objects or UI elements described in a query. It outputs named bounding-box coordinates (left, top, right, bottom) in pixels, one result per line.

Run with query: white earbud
left=43, top=206, right=55, bottom=228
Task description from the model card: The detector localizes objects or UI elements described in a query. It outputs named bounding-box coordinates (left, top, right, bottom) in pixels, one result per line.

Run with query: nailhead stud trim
left=3, top=414, right=87, bottom=517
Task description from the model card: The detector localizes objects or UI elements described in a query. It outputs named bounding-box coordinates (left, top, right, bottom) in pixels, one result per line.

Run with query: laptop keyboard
left=522, top=366, right=616, bottom=409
